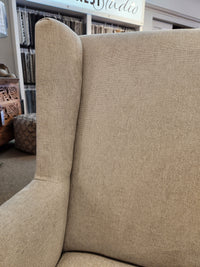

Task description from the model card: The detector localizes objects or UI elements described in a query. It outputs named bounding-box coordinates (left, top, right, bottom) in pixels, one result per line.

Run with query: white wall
left=0, top=0, right=16, bottom=74
left=146, top=0, right=200, bottom=20
left=144, top=0, right=200, bottom=31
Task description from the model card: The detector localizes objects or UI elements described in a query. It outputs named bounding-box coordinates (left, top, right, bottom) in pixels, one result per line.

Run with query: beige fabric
left=1, top=18, right=200, bottom=267
left=64, top=30, right=200, bottom=267
left=0, top=19, right=82, bottom=266
left=0, top=180, right=68, bottom=267
left=57, top=252, right=135, bottom=266
left=35, top=18, right=82, bottom=183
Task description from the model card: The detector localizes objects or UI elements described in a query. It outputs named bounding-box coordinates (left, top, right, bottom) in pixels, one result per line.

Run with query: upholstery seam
left=34, top=176, right=64, bottom=184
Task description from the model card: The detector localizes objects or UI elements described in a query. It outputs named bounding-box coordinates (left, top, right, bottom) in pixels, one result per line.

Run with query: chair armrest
left=0, top=179, right=69, bottom=267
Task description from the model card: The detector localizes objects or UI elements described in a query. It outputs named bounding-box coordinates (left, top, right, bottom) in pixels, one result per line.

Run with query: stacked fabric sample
left=24, top=85, right=36, bottom=114
left=91, top=21, right=136, bottom=34
left=21, top=49, right=35, bottom=84
left=17, top=7, right=84, bottom=48
left=17, top=6, right=84, bottom=114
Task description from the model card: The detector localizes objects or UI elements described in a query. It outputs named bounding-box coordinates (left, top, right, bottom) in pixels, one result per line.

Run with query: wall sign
left=27, top=0, right=145, bottom=25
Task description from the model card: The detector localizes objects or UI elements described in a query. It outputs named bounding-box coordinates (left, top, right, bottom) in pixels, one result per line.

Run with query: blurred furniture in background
left=14, top=113, right=36, bottom=154
left=0, top=78, right=21, bottom=146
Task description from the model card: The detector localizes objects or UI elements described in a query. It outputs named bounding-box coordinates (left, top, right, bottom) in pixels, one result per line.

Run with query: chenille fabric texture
left=64, top=30, right=200, bottom=266
left=57, top=252, right=135, bottom=266
left=0, top=18, right=200, bottom=267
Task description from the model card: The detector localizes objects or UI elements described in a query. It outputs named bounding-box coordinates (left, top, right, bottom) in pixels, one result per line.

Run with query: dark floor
left=0, top=141, right=36, bottom=205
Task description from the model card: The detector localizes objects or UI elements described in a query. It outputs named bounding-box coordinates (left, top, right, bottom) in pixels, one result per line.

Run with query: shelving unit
left=9, top=0, right=145, bottom=113
left=17, top=5, right=86, bottom=112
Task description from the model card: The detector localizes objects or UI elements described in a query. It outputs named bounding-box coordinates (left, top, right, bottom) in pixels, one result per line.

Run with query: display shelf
left=9, top=0, right=145, bottom=113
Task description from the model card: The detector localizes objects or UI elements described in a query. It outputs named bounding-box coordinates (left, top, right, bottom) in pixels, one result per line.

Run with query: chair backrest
left=63, top=28, right=200, bottom=267
left=35, top=19, right=200, bottom=266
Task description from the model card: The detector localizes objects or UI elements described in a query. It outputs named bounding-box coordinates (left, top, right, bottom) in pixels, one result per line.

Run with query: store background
left=0, top=0, right=200, bottom=113
left=0, top=0, right=16, bottom=75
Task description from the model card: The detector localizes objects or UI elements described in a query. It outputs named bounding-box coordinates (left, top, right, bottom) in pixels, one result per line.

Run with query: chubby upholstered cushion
left=64, top=29, right=200, bottom=267
left=57, top=252, right=135, bottom=267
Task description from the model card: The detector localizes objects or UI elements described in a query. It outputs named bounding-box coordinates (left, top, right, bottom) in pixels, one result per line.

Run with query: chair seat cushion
left=57, top=252, right=135, bottom=267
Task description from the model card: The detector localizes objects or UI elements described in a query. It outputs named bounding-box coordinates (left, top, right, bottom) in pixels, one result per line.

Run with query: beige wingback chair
left=1, top=18, right=200, bottom=267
